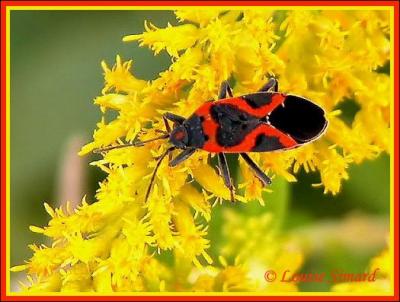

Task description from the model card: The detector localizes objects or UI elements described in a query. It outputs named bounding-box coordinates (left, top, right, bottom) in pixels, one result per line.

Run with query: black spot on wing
left=252, top=134, right=284, bottom=152
left=269, top=95, right=327, bottom=143
left=241, top=92, right=273, bottom=109
left=210, top=104, right=258, bottom=147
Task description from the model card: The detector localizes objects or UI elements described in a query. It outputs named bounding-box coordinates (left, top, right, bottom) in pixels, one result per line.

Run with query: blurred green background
left=10, top=11, right=390, bottom=292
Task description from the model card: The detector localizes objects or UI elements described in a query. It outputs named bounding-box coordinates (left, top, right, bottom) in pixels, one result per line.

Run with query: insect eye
left=173, top=130, right=185, bottom=141
left=170, top=126, right=188, bottom=147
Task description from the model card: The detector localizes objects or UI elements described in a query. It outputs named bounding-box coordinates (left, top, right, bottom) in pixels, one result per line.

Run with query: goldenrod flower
left=14, top=9, right=390, bottom=293
left=219, top=209, right=303, bottom=291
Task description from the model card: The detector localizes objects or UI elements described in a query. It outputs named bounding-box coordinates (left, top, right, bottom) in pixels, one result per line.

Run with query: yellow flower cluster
left=13, top=9, right=390, bottom=292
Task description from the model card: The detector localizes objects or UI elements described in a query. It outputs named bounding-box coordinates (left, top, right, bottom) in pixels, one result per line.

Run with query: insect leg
left=258, top=77, right=278, bottom=92
left=161, top=115, right=174, bottom=161
left=162, top=115, right=172, bottom=133
left=145, top=146, right=176, bottom=203
left=218, top=81, right=234, bottom=99
left=93, top=133, right=169, bottom=153
left=164, top=112, right=186, bottom=124
left=169, top=148, right=196, bottom=167
left=240, top=153, right=272, bottom=186
left=218, top=153, right=235, bottom=202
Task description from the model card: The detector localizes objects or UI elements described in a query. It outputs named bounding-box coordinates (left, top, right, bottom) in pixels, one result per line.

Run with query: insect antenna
left=144, top=146, right=176, bottom=203
left=93, top=133, right=170, bottom=153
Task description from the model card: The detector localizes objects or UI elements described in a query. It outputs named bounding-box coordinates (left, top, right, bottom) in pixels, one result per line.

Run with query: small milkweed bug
left=94, top=78, right=328, bottom=202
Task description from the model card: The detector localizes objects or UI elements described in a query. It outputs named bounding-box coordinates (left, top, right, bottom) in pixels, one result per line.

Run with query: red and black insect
left=95, top=78, right=328, bottom=202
